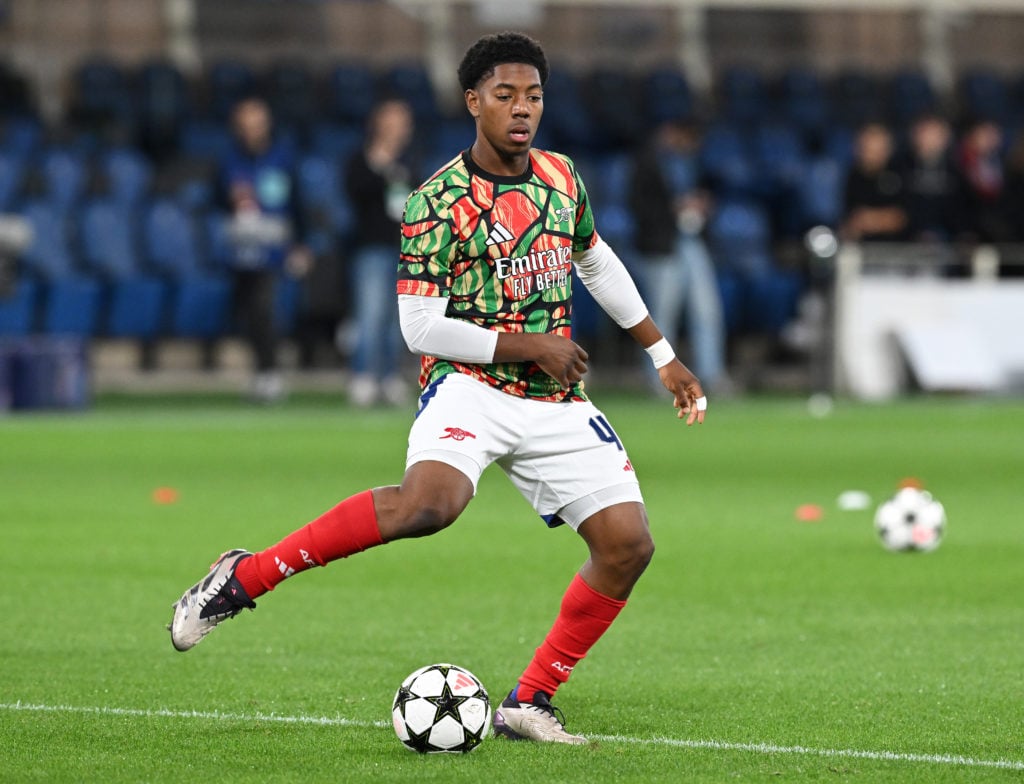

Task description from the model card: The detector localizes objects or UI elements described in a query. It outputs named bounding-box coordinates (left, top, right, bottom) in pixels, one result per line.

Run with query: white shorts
left=406, top=373, right=643, bottom=530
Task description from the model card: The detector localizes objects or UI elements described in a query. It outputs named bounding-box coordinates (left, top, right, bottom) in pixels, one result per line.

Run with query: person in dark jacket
left=628, top=119, right=728, bottom=392
left=344, top=98, right=416, bottom=406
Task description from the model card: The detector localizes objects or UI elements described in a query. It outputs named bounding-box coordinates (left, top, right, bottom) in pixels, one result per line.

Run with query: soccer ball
left=873, top=487, right=946, bottom=552
left=392, top=663, right=491, bottom=753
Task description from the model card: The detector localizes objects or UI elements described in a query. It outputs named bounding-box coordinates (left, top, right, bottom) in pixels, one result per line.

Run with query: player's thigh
left=500, top=400, right=643, bottom=530
left=406, top=374, right=518, bottom=494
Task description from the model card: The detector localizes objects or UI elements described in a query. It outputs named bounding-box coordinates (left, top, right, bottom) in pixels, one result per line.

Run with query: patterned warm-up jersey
left=398, top=149, right=599, bottom=402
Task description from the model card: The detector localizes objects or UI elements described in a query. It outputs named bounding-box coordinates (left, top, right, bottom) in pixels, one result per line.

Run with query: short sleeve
left=398, top=188, right=457, bottom=298
left=571, top=166, right=599, bottom=253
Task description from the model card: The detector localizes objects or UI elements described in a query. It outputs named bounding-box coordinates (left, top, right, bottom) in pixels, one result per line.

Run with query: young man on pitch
left=169, top=32, right=707, bottom=745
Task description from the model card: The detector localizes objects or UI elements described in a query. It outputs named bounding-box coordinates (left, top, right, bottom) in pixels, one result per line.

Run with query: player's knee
left=606, top=532, right=655, bottom=580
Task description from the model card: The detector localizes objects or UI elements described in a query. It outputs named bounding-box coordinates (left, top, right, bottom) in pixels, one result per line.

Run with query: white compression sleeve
left=573, top=238, right=649, bottom=329
left=398, top=294, right=498, bottom=363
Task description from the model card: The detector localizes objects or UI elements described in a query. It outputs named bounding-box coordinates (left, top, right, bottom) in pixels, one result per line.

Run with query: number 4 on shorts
left=588, top=415, right=623, bottom=451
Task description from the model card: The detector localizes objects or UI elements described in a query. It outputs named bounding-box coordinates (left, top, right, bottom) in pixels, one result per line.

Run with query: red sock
left=234, top=489, right=383, bottom=599
left=516, top=573, right=627, bottom=703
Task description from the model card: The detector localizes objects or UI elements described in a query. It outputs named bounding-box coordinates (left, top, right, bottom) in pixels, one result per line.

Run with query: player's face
left=466, top=63, right=543, bottom=172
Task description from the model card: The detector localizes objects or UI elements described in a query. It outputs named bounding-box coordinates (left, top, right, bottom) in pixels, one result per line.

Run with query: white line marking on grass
left=3, top=701, right=1022, bottom=771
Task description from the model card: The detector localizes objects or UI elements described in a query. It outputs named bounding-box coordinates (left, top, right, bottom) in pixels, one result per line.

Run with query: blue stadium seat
left=327, top=63, right=377, bottom=125
left=168, top=276, right=232, bottom=338
left=643, top=66, right=694, bottom=125
left=961, top=69, right=1009, bottom=123
left=799, top=155, right=847, bottom=229
left=18, top=200, right=77, bottom=280
left=39, top=147, right=90, bottom=211
left=710, top=200, right=801, bottom=332
left=105, top=276, right=166, bottom=338
left=79, top=197, right=166, bottom=337
left=309, top=122, right=365, bottom=162
left=700, top=124, right=757, bottom=197
left=179, top=119, right=234, bottom=164
left=298, top=154, right=353, bottom=237
left=721, top=66, right=768, bottom=125
left=584, top=69, right=644, bottom=148
left=99, top=147, right=153, bottom=207
left=71, top=57, right=135, bottom=135
left=206, top=60, right=255, bottom=120
left=540, top=68, right=595, bottom=151
left=0, top=116, right=43, bottom=158
left=382, top=62, right=438, bottom=121
left=137, top=60, right=188, bottom=157
left=0, top=278, right=37, bottom=335
left=141, top=198, right=230, bottom=338
left=831, top=70, right=882, bottom=128
left=142, top=198, right=205, bottom=277
left=264, top=60, right=317, bottom=131
left=79, top=198, right=143, bottom=278
left=887, top=70, right=937, bottom=126
left=754, top=124, right=807, bottom=188
left=41, top=277, right=102, bottom=336
left=779, top=67, right=828, bottom=134
left=0, top=152, right=24, bottom=210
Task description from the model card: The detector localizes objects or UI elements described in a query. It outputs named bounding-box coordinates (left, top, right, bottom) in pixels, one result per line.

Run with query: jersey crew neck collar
left=462, top=149, right=534, bottom=185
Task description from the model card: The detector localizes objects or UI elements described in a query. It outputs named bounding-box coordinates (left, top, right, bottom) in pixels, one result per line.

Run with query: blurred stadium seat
left=142, top=198, right=230, bottom=338
left=887, top=69, right=937, bottom=127
left=961, top=69, right=1010, bottom=123
left=38, top=147, right=90, bottom=212
left=98, top=146, right=153, bottom=207
left=18, top=200, right=78, bottom=280
left=0, top=279, right=37, bottom=335
left=720, top=66, right=768, bottom=125
left=643, top=66, right=694, bottom=125
left=0, top=152, right=25, bottom=210
left=327, top=63, right=377, bottom=126
left=206, top=60, right=256, bottom=121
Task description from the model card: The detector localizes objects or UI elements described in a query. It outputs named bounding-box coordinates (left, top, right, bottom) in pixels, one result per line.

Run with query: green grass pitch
left=1, top=392, right=1022, bottom=783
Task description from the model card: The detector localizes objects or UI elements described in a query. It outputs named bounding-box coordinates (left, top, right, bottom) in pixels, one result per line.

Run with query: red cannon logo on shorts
left=440, top=427, right=477, bottom=441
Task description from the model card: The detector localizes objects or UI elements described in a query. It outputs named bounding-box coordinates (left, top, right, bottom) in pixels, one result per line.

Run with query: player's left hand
left=658, top=359, right=706, bottom=425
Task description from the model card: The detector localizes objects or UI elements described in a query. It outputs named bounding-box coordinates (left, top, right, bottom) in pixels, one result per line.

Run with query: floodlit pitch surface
left=1, top=394, right=1021, bottom=783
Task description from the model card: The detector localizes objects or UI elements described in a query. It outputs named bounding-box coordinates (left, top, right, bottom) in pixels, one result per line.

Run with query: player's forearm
left=626, top=316, right=667, bottom=350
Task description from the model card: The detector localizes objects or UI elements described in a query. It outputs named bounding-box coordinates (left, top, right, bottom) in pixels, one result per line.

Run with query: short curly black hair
left=457, top=32, right=549, bottom=92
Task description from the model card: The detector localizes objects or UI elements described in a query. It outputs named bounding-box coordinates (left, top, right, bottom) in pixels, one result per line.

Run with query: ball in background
left=392, top=663, right=491, bottom=753
left=874, top=486, right=946, bottom=552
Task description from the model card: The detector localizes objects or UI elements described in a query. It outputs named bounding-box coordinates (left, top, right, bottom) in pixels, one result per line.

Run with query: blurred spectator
left=221, top=97, right=311, bottom=402
left=956, top=118, right=1012, bottom=242
left=628, top=120, right=730, bottom=393
left=840, top=122, right=907, bottom=242
left=344, top=98, right=416, bottom=407
left=897, top=113, right=961, bottom=242
left=1002, top=130, right=1024, bottom=244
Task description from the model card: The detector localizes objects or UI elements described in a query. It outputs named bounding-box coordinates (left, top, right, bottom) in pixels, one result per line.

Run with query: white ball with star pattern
left=392, top=663, right=491, bottom=753
left=874, top=487, right=946, bottom=552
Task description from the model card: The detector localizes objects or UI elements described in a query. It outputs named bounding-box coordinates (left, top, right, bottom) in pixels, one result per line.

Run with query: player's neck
left=468, top=141, right=530, bottom=178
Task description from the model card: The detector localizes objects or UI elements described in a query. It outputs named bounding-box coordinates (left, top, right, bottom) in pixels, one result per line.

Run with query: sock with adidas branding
left=234, top=489, right=383, bottom=599
left=515, top=573, right=627, bottom=704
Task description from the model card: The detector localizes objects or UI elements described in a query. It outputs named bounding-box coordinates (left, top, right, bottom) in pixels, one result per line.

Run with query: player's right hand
left=533, top=334, right=589, bottom=390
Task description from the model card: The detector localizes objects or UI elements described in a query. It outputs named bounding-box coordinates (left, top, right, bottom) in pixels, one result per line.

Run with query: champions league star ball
left=392, top=664, right=491, bottom=753
left=874, top=487, right=946, bottom=552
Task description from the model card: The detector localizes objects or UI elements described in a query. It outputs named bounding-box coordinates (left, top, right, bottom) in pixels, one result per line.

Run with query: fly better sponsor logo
left=495, top=245, right=572, bottom=299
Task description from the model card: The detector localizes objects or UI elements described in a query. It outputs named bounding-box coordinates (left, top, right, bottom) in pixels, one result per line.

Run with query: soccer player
left=169, top=32, right=707, bottom=745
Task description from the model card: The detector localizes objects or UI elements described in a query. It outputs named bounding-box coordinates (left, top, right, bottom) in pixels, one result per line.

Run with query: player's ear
left=465, top=89, right=480, bottom=118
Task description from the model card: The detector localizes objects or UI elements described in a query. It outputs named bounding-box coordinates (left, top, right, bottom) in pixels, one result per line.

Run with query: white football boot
left=169, top=549, right=255, bottom=651
left=493, top=690, right=588, bottom=745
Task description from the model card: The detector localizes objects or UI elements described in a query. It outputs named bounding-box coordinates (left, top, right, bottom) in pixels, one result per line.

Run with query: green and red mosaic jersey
left=398, top=148, right=599, bottom=402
